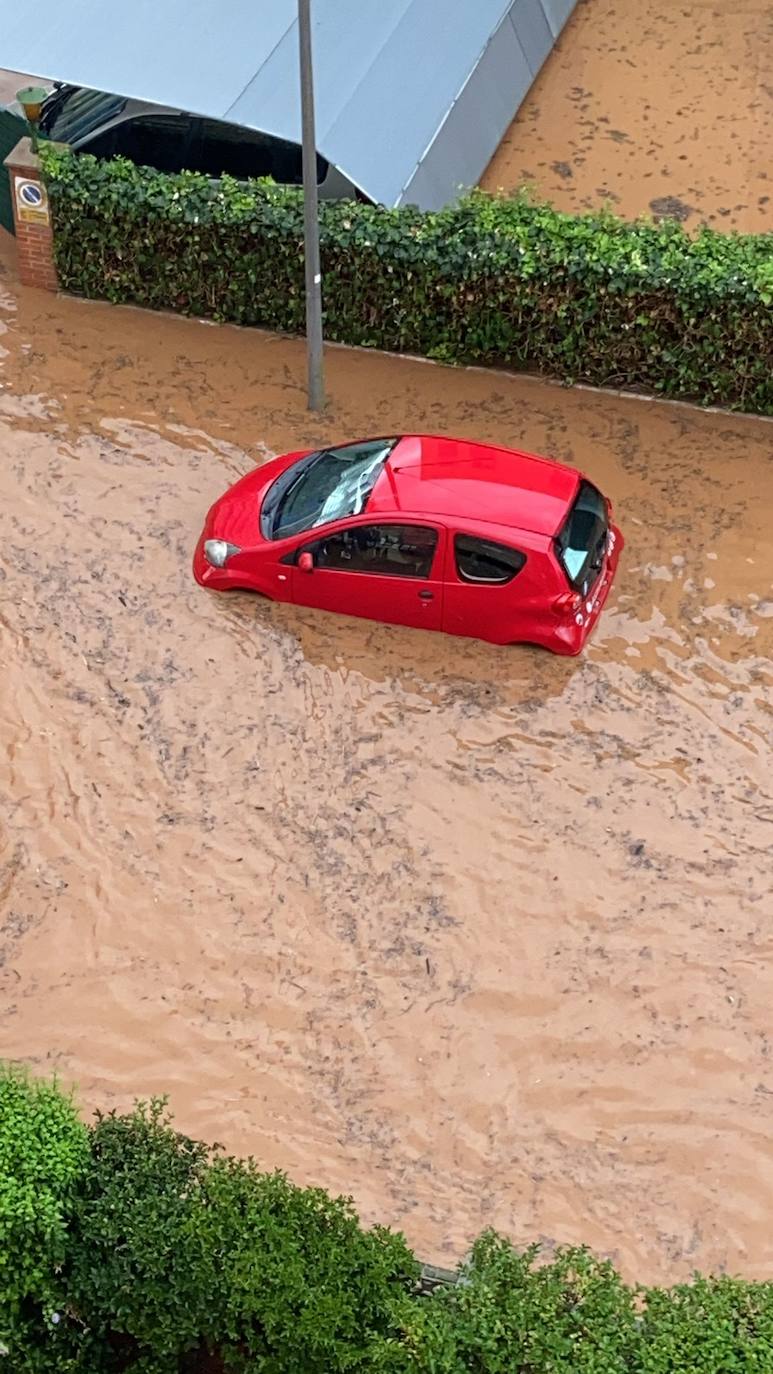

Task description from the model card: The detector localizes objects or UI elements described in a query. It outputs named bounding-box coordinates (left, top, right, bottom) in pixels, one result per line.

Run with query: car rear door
left=442, top=531, right=544, bottom=645
left=289, top=520, right=444, bottom=632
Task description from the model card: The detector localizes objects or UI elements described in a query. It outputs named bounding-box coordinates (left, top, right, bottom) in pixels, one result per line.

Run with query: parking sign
left=14, top=176, right=50, bottom=225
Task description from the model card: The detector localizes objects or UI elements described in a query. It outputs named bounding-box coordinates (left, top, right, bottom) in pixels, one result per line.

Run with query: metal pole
left=298, top=0, right=325, bottom=410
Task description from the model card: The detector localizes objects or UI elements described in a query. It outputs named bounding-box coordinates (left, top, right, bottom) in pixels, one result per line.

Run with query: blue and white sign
left=14, top=175, right=49, bottom=224
left=19, top=181, right=42, bottom=207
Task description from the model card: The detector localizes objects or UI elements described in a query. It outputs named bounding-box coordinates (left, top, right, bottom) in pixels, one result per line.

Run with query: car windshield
left=41, top=87, right=127, bottom=142
left=269, top=439, right=396, bottom=539
left=556, top=480, right=608, bottom=595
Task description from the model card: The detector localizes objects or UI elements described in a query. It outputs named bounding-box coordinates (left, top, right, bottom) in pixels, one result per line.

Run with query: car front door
left=289, top=521, right=444, bottom=632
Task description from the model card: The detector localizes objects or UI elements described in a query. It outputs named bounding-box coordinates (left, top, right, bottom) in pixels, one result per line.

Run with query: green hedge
left=3, top=1068, right=773, bottom=1372
left=40, top=147, right=773, bottom=415
left=0, top=1065, right=89, bottom=1371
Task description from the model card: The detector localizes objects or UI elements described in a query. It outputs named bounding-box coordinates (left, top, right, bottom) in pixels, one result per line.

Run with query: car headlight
left=204, top=539, right=241, bottom=568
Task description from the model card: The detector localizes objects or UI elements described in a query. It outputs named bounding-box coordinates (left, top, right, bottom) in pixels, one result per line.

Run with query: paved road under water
left=1, top=242, right=772, bottom=1282
left=481, top=0, right=773, bottom=232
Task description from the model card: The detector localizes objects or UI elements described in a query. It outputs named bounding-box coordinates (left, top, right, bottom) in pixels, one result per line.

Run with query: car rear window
left=555, top=481, right=608, bottom=595
left=455, top=535, right=525, bottom=585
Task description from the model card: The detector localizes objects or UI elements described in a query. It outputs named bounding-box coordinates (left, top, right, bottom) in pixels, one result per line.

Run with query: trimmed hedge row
left=3, top=1065, right=773, bottom=1372
left=40, top=147, right=773, bottom=415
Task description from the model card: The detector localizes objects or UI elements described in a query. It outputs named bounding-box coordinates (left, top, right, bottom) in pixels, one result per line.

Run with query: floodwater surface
left=1, top=242, right=772, bottom=1284
left=481, top=0, right=773, bottom=232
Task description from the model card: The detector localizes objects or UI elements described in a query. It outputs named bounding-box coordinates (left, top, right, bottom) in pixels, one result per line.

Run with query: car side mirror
left=298, top=551, right=314, bottom=573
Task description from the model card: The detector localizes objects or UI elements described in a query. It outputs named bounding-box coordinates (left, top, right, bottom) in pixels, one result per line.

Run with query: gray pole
left=298, top=0, right=325, bottom=411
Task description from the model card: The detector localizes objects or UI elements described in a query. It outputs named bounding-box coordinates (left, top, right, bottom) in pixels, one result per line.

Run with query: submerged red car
left=193, top=435, right=623, bottom=655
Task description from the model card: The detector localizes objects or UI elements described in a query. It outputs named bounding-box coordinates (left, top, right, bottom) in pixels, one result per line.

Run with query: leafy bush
left=199, top=1156, right=418, bottom=1373
left=638, top=1273, right=773, bottom=1373
left=40, top=146, right=773, bottom=414
left=398, top=1239, right=773, bottom=1374
left=399, top=1235, right=641, bottom=1373
left=0, top=1064, right=89, bottom=1370
left=65, top=1100, right=217, bottom=1372
left=66, top=1100, right=417, bottom=1373
left=4, top=1064, right=773, bottom=1371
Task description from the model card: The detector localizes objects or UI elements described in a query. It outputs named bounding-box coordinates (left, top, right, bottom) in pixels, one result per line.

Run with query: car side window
left=84, top=115, right=193, bottom=174
left=195, top=119, right=328, bottom=186
left=455, top=534, right=525, bottom=585
left=306, top=524, right=438, bottom=578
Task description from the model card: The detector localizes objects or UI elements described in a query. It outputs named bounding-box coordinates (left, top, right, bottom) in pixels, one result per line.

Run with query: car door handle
left=418, top=590, right=434, bottom=600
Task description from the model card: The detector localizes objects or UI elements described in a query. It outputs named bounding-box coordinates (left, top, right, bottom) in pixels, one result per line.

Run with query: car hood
left=206, top=451, right=307, bottom=545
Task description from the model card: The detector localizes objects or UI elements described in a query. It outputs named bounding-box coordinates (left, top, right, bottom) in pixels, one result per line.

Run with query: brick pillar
left=3, top=138, right=58, bottom=292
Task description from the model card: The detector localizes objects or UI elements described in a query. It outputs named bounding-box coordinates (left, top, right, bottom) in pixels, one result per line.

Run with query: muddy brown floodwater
left=1, top=236, right=772, bottom=1284
left=481, top=0, right=773, bottom=232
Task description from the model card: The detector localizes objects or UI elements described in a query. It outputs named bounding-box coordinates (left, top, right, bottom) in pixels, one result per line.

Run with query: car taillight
left=553, top=590, right=582, bottom=616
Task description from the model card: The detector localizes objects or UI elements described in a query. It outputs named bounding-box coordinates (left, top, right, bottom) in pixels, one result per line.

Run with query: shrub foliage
left=0, top=1064, right=89, bottom=1370
left=40, top=147, right=773, bottom=415
left=66, top=1101, right=417, bottom=1373
left=3, top=1066, right=773, bottom=1371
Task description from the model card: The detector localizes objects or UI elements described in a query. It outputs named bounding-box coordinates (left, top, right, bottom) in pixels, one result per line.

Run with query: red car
left=193, top=435, right=623, bottom=655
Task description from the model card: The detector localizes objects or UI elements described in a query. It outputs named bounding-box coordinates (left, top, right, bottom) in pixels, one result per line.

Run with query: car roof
left=366, top=435, right=580, bottom=538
